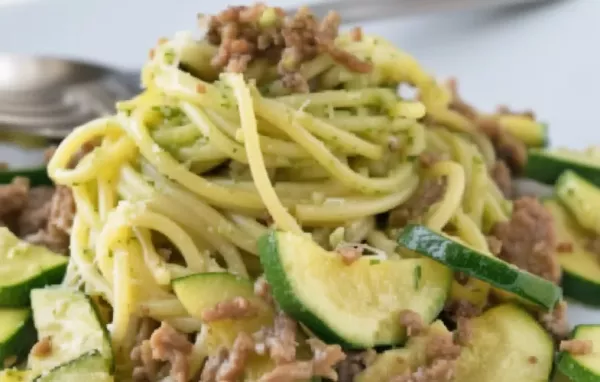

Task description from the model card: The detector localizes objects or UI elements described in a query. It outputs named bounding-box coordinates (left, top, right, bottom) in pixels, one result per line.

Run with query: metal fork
left=0, top=54, right=139, bottom=139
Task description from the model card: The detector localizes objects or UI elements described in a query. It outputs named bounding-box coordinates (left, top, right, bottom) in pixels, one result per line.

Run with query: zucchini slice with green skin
left=355, top=321, right=450, bottom=381
left=28, top=288, right=113, bottom=375
left=556, top=171, right=600, bottom=235
left=0, top=308, right=36, bottom=369
left=526, top=148, right=600, bottom=186
left=397, top=224, right=562, bottom=310
left=258, top=231, right=452, bottom=348
left=455, top=304, right=553, bottom=382
left=544, top=199, right=600, bottom=306
left=34, top=351, right=112, bottom=382
left=558, top=325, right=600, bottom=382
left=0, top=228, right=67, bottom=307
left=497, top=115, right=548, bottom=147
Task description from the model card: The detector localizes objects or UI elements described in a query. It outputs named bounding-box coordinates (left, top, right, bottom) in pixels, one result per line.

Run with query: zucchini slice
left=34, top=351, right=112, bottom=382
left=556, top=171, right=600, bottom=235
left=558, top=325, right=600, bottom=382
left=173, top=272, right=274, bottom=350
left=0, top=308, right=36, bottom=368
left=355, top=321, right=450, bottom=381
left=544, top=199, right=600, bottom=305
left=258, top=231, right=452, bottom=348
left=455, top=304, right=553, bottom=381
left=397, top=224, right=562, bottom=310
left=0, top=228, right=67, bottom=307
left=526, top=148, right=600, bottom=186
left=497, top=115, right=548, bottom=148
left=28, top=288, right=113, bottom=375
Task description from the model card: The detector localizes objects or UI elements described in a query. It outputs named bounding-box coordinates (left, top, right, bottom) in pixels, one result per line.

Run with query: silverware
left=0, top=54, right=139, bottom=139
left=296, top=0, right=554, bottom=24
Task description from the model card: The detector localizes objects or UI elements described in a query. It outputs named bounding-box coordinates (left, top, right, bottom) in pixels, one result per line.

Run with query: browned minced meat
left=538, top=300, right=570, bottom=340
left=30, top=336, right=52, bottom=357
left=254, top=311, right=297, bottom=364
left=477, top=117, right=527, bottom=174
left=486, top=235, right=503, bottom=256
left=491, top=160, right=512, bottom=198
left=132, top=318, right=161, bottom=381
left=426, top=332, right=461, bottom=363
left=391, top=331, right=462, bottom=382
left=204, top=4, right=371, bottom=92
left=200, top=348, right=228, bottom=382
left=586, top=236, right=600, bottom=258
left=0, top=177, right=29, bottom=226
left=454, top=272, right=469, bottom=286
left=254, top=276, right=274, bottom=306
left=260, top=338, right=346, bottom=382
left=446, top=78, right=478, bottom=121
left=399, top=309, right=426, bottom=337
left=560, top=339, right=593, bottom=355
left=336, top=350, right=376, bottom=382
left=148, top=322, right=193, bottom=382
left=201, top=296, right=257, bottom=322
left=391, top=359, right=456, bottom=382
left=557, top=242, right=574, bottom=254
left=388, top=178, right=446, bottom=228
left=497, top=104, right=536, bottom=120
left=336, top=245, right=363, bottom=265
left=349, top=26, right=363, bottom=42
left=492, top=196, right=560, bottom=284
left=528, top=356, right=538, bottom=364
left=454, top=317, right=472, bottom=346
left=24, top=186, right=75, bottom=254
left=216, top=332, right=255, bottom=381
left=444, top=299, right=482, bottom=323
left=18, top=186, right=54, bottom=236
left=447, top=78, right=527, bottom=173
left=418, top=152, right=449, bottom=169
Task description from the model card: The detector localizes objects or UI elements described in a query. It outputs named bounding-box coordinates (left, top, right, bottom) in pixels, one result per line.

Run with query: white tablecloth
left=0, top=0, right=599, bottom=322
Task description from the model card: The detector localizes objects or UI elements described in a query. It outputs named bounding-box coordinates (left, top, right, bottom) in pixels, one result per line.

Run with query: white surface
left=0, top=0, right=599, bottom=323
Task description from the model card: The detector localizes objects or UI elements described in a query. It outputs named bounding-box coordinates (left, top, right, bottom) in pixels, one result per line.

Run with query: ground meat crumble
left=203, top=4, right=371, bottom=93
left=560, top=339, right=593, bottom=356
left=132, top=320, right=192, bottom=382
left=490, top=160, right=512, bottom=198
left=447, top=78, right=528, bottom=174
left=399, top=310, right=426, bottom=337
left=0, top=177, right=74, bottom=254
left=491, top=196, right=561, bottom=284
left=391, top=331, right=462, bottom=382
left=388, top=178, right=447, bottom=228
left=30, top=336, right=53, bottom=358
left=201, top=297, right=258, bottom=322
left=538, top=300, right=570, bottom=341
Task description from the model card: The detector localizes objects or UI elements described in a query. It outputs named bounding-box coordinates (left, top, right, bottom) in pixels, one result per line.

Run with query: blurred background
left=0, top=0, right=597, bottom=148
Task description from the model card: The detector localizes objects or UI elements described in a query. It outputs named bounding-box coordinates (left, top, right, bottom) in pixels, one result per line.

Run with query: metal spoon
left=0, top=54, right=139, bottom=139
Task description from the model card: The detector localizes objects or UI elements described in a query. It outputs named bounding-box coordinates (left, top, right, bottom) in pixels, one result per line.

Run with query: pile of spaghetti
left=47, top=4, right=555, bottom=381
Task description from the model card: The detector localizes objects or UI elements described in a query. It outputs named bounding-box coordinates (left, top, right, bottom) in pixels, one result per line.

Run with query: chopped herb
left=413, top=265, right=422, bottom=290
left=369, top=259, right=381, bottom=265
left=406, top=155, right=418, bottom=162
left=163, top=49, right=176, bottom=65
